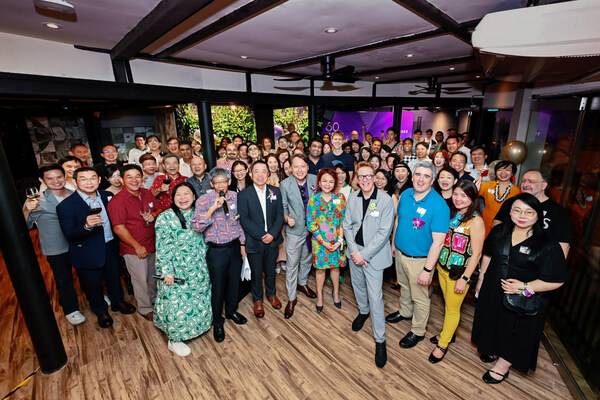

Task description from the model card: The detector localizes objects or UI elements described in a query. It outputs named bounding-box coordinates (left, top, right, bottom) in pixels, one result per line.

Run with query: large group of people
left=23, top=126, right=571, bottom=385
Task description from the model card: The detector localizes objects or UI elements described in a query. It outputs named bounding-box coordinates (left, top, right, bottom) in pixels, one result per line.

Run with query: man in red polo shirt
left=108, top=164, right=157, bottom=320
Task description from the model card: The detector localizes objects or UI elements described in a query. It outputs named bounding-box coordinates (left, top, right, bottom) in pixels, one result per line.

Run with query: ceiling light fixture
left=476, top=75, right=481, bottom=78
left=43, top=22, right=61, bottom=29
left=324, top=27, right=338, bottom=34
left=406, top=53, right=414, bottom=58
left=375, top=76, right=380, bottom=80
left=449, top=67, right=455, bottom=71
left=240, top=55, right=248, bottom=59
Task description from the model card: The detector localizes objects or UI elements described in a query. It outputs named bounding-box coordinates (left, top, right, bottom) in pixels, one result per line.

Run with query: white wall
left=411, top=109, right=457, bottom=133
left=0, top=32, right=114, bottom=81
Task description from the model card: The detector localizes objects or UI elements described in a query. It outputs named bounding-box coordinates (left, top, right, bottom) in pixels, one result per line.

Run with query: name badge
left=519, top=246, right=531, bottom=255
left=333, top=198, right=340, bottom=205
left=455, top=227, right=465, bottom=233
left=370, top=211, right=380, bottom=217
left=487, top=188, right=494, bottom=194
left=230, top=203, right=236, bottom=209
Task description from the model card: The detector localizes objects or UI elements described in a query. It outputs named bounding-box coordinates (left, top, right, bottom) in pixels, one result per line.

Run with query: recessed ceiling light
left=406, top=53, right=414, bottom=58
left=43, top=22, right=61, bottom=30
left=449, top=67, right=455, bottom=71
left=375, top=76, right=380, bottom=80
left=324, top=27, right=338, bottom=34
left=476, top=75, right=481, bottom=78
left=240, top=55, right=248, bottom=59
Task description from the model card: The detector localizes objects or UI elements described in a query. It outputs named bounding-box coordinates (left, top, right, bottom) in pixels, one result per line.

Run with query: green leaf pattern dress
left=153, top=208, right=212, bottom=341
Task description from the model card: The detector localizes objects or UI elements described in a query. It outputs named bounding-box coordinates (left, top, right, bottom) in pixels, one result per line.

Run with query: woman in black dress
left=472, top=193, right=567, bottom=384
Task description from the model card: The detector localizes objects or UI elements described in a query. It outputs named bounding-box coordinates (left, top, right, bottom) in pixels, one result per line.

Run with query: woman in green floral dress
left=306, top=168, right=347, bottom=313
left=154, top=182, right=212, bottom=357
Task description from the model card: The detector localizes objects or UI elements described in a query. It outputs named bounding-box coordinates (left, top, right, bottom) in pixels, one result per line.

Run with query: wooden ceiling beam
left=155, top=0, right=288, bottom=58
left=111, top=0, right=214, bottom=60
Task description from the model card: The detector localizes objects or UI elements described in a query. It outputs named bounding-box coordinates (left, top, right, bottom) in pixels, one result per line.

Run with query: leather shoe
left=111, top=301, right=136, bottom=314
left=284, top=299, right=297, bottom=319
left=482, top=369, right=509, bottom=384
left=226, top=312, right=247, bottom=325
left=213, top=325, right=225, bottom=343
left=97, top=312, right=113, bottom=328
left=253, top=300, right=265, bottom=318
left=480, top=354, right=499, bottom=363
left=430, top=333, right=456, bottom=345
left=399, top=331, right=425, bottom=348
left=297, top=285, right=317, bottom=299
left=428, top=345, right=448, bottom=364
left=385, top=311, right=412, bottom=324
left=375, top=341, right=387, bottom=368
left=266, top=295, right=282, bottom=309
left=351, top=313, right=370, bottom=332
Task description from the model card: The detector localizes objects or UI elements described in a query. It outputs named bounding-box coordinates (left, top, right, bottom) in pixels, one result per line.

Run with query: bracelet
left=522, top=283, right=535, bottom=298
left=423, top=266, right=434, bottom=273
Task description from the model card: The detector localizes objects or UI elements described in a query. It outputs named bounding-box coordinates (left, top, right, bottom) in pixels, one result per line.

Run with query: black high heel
left=333, top=294, right=342, bottom=309
left=429, top=333, right=456, bottom=345
left=428, top=345, right=448, bottom=364
left=316, top=304, right=323, bottom=313
left=482, top=370, right=509, bottom=384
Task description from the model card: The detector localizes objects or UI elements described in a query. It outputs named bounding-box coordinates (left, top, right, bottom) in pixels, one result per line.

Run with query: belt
left=399, top=250, right=427, bottom=259
left=207, top=239, right=239, bottom=248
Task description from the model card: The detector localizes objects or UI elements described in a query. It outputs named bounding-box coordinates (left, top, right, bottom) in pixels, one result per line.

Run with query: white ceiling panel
left=426, top=0, right=524, bottom=23
left=336, top=34, right=473, bottom=72
left=0, top=0, right=161, bottom=49
left=176, top=0, right=436, bottom=68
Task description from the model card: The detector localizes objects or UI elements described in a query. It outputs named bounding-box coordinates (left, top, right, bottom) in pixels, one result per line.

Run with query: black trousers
left=207, top=241, right=242, bottom=327
left=248, top=245, right=278, bottom=301
left=46, top=252, right=79, bottom=315
left=76, top=240, right=124, bottom=316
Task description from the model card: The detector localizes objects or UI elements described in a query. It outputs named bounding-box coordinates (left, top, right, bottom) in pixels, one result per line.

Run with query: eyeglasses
left=212, top=179, right=229, bottom=185
left=510, top=208, right=536, bottom=217
left=357, top=174, right=374, bottom=181
left=521, top=179, right=542, bottom=185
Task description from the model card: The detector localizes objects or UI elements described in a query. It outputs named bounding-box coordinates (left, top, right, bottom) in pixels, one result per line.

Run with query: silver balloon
left=502, top=140, right=528, bottom=164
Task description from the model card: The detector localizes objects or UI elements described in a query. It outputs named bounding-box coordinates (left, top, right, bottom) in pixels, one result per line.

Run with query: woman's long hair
left=229, top=160, right=252, bottom=192
left=266, top=153, right=286, bottom=181
left=390, top=161, right=413, bottom=196
left=170, top=182, right=198, bottom=229
left=450, top=180, right=481, bottom=222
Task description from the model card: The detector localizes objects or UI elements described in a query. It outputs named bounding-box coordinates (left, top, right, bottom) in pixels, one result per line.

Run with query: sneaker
left=104, top=295, right=111, bottom=306
left=65, top=311, right=86, bottom=325
left=168, top=340, right=191, bottom=357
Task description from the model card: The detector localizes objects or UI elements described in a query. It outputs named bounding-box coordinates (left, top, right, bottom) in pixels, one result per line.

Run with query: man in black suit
left=238, top=160, right=284, bottom=318
left=57, top=167, right=135, bottom=328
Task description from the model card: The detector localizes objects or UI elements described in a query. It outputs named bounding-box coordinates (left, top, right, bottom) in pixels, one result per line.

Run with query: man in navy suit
left=238, top=160, right=284, bottom=318
left=57, top=167, right=136, bottom=328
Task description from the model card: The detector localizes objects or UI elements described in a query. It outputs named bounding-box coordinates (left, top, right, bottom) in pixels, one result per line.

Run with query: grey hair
left=412, top=160, right=436, bottom=177
left=208, top=167, right=231, bottom=181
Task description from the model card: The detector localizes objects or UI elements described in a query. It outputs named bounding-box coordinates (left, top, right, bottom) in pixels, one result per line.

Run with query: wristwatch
left=461, top=275, right=471, bottom=284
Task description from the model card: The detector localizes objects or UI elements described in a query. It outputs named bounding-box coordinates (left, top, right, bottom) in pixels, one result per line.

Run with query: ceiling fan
left=409, top=77, right=471, bottom=97
left=273, top=55, right=360, bottom=92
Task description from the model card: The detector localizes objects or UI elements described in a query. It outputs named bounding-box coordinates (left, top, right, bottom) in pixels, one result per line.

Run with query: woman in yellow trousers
left=429, top=180, right=485, bottom=363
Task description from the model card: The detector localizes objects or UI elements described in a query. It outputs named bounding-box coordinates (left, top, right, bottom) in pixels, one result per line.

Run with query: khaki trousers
left=395, top=253, right=431, bottom=336
left=123, top=253, right=157, bottom=315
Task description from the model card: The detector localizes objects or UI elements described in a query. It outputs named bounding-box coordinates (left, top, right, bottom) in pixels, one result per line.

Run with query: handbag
left=499, top=233, right=541, bottom=316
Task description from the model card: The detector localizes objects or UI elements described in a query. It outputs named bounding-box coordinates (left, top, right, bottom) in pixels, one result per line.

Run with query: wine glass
left=25, top=187, right=40, bottom=200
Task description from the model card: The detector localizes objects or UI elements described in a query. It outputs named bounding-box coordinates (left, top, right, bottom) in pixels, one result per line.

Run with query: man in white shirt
left=127, top=134, right=148, bottom=165
left=178, top=140, right=194, bottom=177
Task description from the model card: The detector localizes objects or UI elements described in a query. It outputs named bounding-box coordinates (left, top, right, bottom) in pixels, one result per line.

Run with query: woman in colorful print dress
left=154, top=182, right=212, bottom=357
left=306, top=168, right=347, bottom=312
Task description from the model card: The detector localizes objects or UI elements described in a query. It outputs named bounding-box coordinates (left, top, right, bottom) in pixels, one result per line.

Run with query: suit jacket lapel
left=252, top=185, right=267, bottom=227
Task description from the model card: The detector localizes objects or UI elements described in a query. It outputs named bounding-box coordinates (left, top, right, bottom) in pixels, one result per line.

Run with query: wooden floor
left=1, top=233, right=572, bottom=400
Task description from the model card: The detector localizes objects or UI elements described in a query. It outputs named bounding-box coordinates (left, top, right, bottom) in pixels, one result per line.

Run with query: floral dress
left=306, top=192, right=347, bottom=269
left=154, top=208, right=212, bottom=342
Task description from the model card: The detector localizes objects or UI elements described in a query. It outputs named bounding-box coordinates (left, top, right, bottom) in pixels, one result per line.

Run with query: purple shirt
left=191, top=190, right=245, bottom=245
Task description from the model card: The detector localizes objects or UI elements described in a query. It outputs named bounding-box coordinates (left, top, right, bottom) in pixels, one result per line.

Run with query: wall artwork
left=26, top=116, right=89, bottom=166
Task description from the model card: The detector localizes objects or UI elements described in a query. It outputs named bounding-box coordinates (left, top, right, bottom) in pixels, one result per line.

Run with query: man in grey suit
left=343, top=161, right=394, bottom=368
left=280, top=154, right=318, bottom=319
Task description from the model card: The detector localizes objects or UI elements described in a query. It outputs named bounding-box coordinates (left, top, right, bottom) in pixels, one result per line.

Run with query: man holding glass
left=108, top=165, right=157, bottom=321
left=23, top=164, right=85, bottom=325
left=57, top=167, right=136, bottom=328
